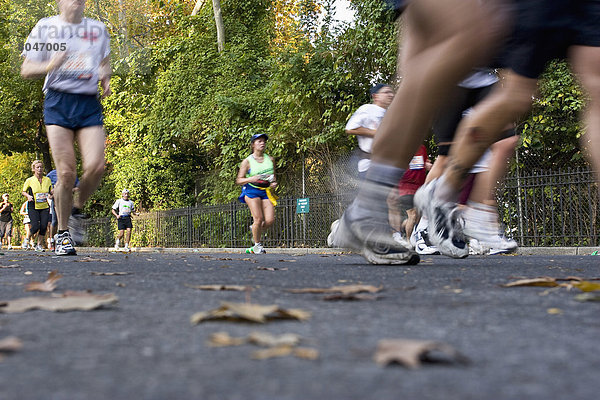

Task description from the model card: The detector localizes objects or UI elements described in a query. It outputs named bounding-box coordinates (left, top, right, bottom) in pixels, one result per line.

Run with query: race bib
left=35, top=192, right=49, bottom=203
left=409, top=155, right=425, bottom=170
left=59, top=52, right=94, bottom=80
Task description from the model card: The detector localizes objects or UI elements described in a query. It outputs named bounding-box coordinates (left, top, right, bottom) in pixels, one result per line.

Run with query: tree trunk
left=118, top=0, right=129, bottom=57
left=36, top=121, right=52, bottom=173
left=192, top=0, right=207, bottom=16
left=212, top=0, right=225, bottom=52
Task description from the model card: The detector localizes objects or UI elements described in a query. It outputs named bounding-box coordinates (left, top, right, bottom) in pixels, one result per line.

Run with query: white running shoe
left=21, top=240, right=28, bottom=250
left=54, top=232, right=77, bottom=256
left=414, top=179, right=469, bottom=259
left=327, top=207, right=420, bottom=265
left=414, top=229, right=440, bottom=255
left=463, top=204, right=518, bottom=255
left=34, top=244, right=45, bottom=252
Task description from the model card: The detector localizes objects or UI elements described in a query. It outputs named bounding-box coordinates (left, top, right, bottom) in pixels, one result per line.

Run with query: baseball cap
left=251, top=133, right=268, bottom=142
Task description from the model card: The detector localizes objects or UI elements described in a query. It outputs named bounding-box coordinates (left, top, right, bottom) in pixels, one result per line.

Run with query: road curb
left=75, top=246, right=599, bottom=256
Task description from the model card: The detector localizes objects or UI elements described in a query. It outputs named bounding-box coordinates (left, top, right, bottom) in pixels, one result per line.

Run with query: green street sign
left=296, top=198, right=310, bottom=214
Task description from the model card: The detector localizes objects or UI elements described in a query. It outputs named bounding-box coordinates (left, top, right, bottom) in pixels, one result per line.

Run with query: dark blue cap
left=251, top=133, right=268, bottom=142
left=370, top=83, right=390, bottom=96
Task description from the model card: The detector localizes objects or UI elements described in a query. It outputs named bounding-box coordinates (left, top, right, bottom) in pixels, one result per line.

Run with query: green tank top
left=246, top=154, right=274, bottom=188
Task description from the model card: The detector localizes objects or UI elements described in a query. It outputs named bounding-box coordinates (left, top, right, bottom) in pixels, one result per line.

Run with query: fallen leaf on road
left=207, top=332, right=247, bottom=347
left=251, top=346, right=319, bottom=360
left=76, top=257, right=112, bottom=263
left=248, top=332, right=301, bottom=347
left=547, top=308, right=563, bottom=315
left=502, top=278, right=560, bottom=288
left=116, top=283, right=126, bottom=287
left=572, top=281, right=600, bottom=292
left=207, top=331, right=301, bottom=348
left=0, top=293, right=118, bottom=313
left=25, top=270, right=62, bottom=292
left=24, top=271, right=32, bottom=275
left=256, top=267, right=288, bottom=271
left=287, top=284, right=382, bottom=295
left=0, top=336, right=23, bottom=362
left=190, top=301, right=311, bottom=324
left=242, top=258, right=258, bottom=263
left=0, top=264, right=20, bottom=269
left=575, top=293, right=600, bottom=302
left=323, top=293, right=380, bottom=301
left=278, top=259, right=297, bottom=263
left=374, top=339, right=470, bottom=369
left=185, top=284, right=249, bottom=291
left=217, top=257, right=233, bottom=261
left=91, top=272, right=131, bottom=276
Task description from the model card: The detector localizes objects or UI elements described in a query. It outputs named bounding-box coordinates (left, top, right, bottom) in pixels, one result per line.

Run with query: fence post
left=187, top=206, right=193, bottom=248
left=230, top=202, right=235, bottom=248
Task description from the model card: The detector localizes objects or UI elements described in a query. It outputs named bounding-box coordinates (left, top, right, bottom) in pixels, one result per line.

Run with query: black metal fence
left=84, top=167, right=600, bottom=249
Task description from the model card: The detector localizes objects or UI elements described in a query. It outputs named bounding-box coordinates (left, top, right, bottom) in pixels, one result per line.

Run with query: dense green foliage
left=0, top=0, right=590, bottom=219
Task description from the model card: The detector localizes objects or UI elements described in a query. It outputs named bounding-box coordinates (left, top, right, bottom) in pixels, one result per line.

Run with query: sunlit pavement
left=1, top=250, right=598, bottom=400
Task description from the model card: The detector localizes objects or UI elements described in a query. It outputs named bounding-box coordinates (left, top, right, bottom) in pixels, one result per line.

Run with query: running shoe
left=7, top=244, right=12, bottom=250
left=124, top=244, right=131, bottom=252
left=21, top=240, right=28, bottom=250
left=414, top=229, right=441, bottom=255
left=463, top=206, right=517, bottom=255
left=327, top=208, right=420, bottom=265
left=414, top=179, right=469, bottom=258
left=34, top=244, right=45, bottom=252
left=54, top=232, right=77, bottom=256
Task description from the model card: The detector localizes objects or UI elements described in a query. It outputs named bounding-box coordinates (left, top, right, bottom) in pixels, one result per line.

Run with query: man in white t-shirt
left=21, top=0, right=111, bottom=256
left=345, top=84, right=394, bottom=178
left=112, top=190, right=135, bottom=251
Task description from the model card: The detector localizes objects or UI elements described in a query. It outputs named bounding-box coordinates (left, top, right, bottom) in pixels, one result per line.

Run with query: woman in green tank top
left=236, top=133, right=278, bottom=254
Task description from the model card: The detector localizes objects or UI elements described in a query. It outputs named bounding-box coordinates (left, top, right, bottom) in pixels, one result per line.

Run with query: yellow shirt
left=22, top=176, right=52, bottom=210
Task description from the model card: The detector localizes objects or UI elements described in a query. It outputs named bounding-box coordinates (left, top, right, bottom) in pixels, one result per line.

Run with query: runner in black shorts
left=416, top=0, right=600, bottom=257
left=112, top=190, right=135, bottom=251
left=21, top=0, right=112, bottom=256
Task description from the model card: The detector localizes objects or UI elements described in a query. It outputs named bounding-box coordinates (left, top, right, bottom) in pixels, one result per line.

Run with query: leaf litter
left=207, top=331, right=318, bottom=361
left=90, top=272, right=132, bottom=276
left=24, top=270, right=62, bottom=292
left=0, top=292, right=118, bottom=313
left=190, top=301, right=311, bottom=324
left=286, top=284, right=384, bottom=301
left=0, top=336, right=23, bottom=362
left=374, top=339, right=470, bottom=369
left=185, top=284, right=249, bottom=291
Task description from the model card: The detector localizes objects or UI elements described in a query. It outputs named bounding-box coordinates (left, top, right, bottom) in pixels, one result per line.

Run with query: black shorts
left=432, top=84, right=517, bottom=156
left=507, top=0, right=600, bottom=79
left=118, top=216, right=133, bottom=230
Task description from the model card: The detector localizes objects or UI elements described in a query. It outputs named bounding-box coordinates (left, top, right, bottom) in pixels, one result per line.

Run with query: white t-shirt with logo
left=112, top=199, right=135, bottom=217
left=22, top=16, right=111, bottom=95
left=345, top=104, right=386, bottom=172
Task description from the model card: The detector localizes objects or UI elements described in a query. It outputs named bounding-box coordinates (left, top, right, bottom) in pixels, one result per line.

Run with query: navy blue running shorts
left=44, top=89, right=103, bottom=130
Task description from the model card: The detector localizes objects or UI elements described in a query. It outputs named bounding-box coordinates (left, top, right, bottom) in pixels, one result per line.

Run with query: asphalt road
left=1, top=250, right=599, bottom=400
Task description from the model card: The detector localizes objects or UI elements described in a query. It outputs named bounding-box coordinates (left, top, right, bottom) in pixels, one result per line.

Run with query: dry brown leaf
left=575, top=293, right=600, bottom=302
left=190, top=302, right=311, bottom=324
left=572, top=281, right=600, bottom=292
left=293, top=347, right=319, bottom=360
left=116, top=283, right=126, bottom=288
left=278, top=259, right=297, bottom=263
left=256, top=266, right=288, bottom=271
left=0, top=336, right=23, bottom=362
left=185, top=284, right=249, bottom=291
left=207, top=332, right=247, bottom=347
left=247, top=332, right=301, bottom=347
left=251, top=345, right=293, bottom=360
left=502, top=277, right=560, bottom=288
left=91, top=272, right=131, bottom=276
left=25, top=270, right=62, bottom=292
left=374, top=339, right=470, bottom=369
left=0, top=293, right=118, bottom=313
left=323, top=293, right=380, bottom=301
left=0, top=264, right=20, bottom=269
left=76, top=257, right=112, bottom=263
left=287, top=284, right=382, bottom=295
left=217, top=257, right=233, bottom=261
